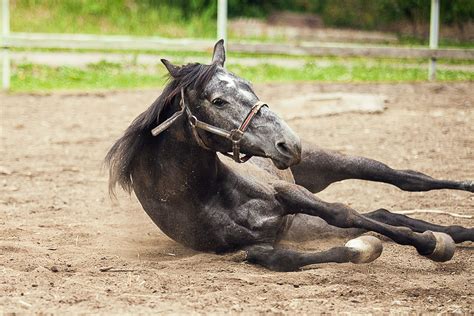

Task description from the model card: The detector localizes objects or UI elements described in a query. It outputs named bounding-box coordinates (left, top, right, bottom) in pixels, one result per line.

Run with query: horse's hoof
left=425, top=231, right=455, bottom=262
left=345, top=235, right=383, bottom=264
left=228, top=250, right=248, bottom=262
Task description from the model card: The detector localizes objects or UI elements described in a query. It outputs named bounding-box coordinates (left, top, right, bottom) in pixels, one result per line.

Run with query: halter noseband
left=151, top=88, right=268, bottom=163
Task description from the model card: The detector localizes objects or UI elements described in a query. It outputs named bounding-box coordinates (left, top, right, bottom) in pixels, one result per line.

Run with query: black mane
left=105, top=62, right=218, bottom=195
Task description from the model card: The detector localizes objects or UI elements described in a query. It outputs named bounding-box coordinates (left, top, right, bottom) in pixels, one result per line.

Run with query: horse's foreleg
left=291, top=142, right=473, bottom=193
left=365, top=209, right=474, bottom=243
left=274, top=183, right=456, bottom=262
left=245, top=236, right=382, bottom=271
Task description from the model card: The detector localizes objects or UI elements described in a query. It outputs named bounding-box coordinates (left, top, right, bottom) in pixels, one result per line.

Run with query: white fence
left=1, top=0, right=473, bottom=90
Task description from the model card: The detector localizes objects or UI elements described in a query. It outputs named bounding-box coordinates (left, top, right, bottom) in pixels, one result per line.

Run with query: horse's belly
left=138, top=198, right=284, bottom=252
left=139, top=204, right=220, bottom=251
left=132, top=162, right=288, bottom=252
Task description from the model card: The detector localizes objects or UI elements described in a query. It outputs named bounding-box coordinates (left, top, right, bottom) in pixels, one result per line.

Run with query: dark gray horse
left=106, top=40, right=473, bottom=271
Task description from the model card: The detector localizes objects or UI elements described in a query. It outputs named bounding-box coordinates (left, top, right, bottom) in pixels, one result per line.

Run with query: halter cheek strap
left=223, top=100, right=267, bottom=162
left=150, top=88, right=268, bottom=163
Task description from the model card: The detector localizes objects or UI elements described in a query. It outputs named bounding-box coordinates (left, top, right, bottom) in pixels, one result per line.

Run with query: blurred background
left=2, top=0, right=473, bottom=91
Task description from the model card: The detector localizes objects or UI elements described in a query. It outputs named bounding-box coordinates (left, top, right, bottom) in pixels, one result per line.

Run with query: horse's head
left=158, top=40, right=301, bottom=169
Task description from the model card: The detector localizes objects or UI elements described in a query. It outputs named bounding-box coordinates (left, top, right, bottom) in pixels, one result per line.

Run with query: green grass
left=12, top=62, right=166, bottom=91
left=230, top=63, right=473, bottom=83
left=11, top=0, right=474, bottom=49
left=398, top=35, right=474, bottom=49
left=11, top=0, right=216, bottom=38
left=11, top=61, right=473, bottom=93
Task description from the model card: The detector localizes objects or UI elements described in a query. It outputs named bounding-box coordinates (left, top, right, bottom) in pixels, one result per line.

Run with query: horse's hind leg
left=364, top=209, right=474, bottom=243
left=274, top=182, right=457, bottom=262
left=291, top=142, right=473, bottom=193
left=246, top=236, right=382, bottom=271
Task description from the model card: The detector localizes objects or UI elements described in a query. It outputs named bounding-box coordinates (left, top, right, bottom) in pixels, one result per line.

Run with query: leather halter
left=151, top=88, right=268, bottom=163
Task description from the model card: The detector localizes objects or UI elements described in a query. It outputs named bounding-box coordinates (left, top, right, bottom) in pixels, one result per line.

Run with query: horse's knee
left=325, top=203, right=360, bottom=228
left=366, top=208, right=391, bottom=221
left=273, top=182, right=316, bottom=210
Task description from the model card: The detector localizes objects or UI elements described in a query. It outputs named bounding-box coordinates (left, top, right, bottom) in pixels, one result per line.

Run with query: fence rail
left=4, top=33, right=474, bottom=60
left=231, top=42, right=474, bottom=60
left=4, top=33, right=215, bottom=51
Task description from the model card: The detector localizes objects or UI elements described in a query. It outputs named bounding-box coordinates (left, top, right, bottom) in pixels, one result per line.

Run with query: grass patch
left=12, top=62, right=167, bottom=92
left=11, top=0, right=216, bottom=38
left=11, top=60, right=473, bottom=93
left=11, top=1, right=474, bottom=49
left=230, top=63, right=473, bottom=83
left=398, top=35, right=474, bottom=49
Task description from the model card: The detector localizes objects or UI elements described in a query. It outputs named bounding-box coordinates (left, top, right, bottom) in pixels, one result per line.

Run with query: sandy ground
left=1, top=82, right=473, bottom=314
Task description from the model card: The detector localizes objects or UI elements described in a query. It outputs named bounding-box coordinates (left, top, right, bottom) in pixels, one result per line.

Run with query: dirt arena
left=1, top=82, right=473, bottom=313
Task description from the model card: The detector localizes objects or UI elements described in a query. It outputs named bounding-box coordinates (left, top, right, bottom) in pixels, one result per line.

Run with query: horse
left=105, top=40, right=473, bottom=271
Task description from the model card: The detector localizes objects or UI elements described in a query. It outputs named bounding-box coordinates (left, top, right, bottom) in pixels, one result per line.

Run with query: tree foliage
left=143, top=0, right=473, bottom=29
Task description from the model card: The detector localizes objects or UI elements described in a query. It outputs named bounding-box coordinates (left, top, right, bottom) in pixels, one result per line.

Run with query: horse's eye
left=211, top=98, right=227, bottom=107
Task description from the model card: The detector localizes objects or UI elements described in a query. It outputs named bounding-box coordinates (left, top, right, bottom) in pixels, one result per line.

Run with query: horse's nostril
left=276, top=141, right=292, bottom=156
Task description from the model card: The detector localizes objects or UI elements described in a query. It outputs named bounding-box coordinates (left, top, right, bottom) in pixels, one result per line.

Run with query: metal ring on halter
left=229, top=129, right=244, bottom=142
left=189, top=115, right=198, bottom=127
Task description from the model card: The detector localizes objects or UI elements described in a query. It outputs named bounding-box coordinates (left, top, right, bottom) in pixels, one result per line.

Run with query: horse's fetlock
left=417, top=231, right=437, bottom=256
left=446, top=225, right=463, bottom=235
left=460, top=180, right=474, bottom=193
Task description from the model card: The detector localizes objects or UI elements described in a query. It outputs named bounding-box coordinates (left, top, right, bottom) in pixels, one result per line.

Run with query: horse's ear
left=161, top=59, right=179, bottom=77
left=211, top=39, right=225, bottom=67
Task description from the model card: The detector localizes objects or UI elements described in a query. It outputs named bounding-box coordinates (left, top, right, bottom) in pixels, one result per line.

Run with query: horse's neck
left=148, top=114, right=221, bottom=197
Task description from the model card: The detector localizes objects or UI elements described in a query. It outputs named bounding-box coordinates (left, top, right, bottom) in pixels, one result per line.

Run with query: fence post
left=428, top=0, right=439, bottom=81
left=217, top=0, right=227, bottom=48
left=1, top=0, right=10, bottom=91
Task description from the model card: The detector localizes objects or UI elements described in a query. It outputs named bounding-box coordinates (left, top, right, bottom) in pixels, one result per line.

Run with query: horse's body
left=106, top=40, right=473, bottom=271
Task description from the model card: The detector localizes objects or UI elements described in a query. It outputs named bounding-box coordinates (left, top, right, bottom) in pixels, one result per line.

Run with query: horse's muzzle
left=271, top=138, right=302, bottom=169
